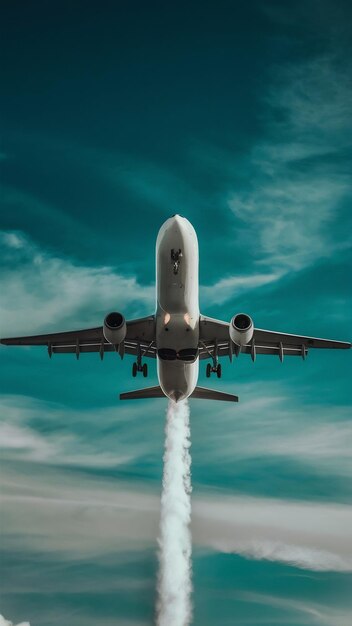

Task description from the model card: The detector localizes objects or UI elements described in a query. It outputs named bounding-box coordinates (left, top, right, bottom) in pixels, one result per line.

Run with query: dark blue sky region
left=1, top=1, right=352, bottom=625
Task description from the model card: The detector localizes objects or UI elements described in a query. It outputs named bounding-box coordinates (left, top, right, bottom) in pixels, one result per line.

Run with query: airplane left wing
left=0, top=316, right=156, bottom=359
left=199, top=316, right=351, bottom=361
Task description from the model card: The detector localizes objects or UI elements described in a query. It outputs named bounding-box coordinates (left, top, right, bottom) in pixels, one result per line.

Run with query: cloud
left=0, top=394, right=160, bottom=469
left=1, top=381, right=351, bottom=481
left=193, top=495, right=352, bottom=572
left=0, top=230, right=154, bottom=336
left=214, top=539, right=349, bottom=572
left=201, top=270, right=282, bottom=305
left=237, top=592, right=352, bottom=626
left=0, top=616, right=30, bottom=626
left=1, top=387, right=351, bottom=574
left=189, top=382, right=352, bottom=478
left=0, top=227, right=285, bottom=329
left=228, top=55, right=352, bottom=274
left=1, top=457, right=352, bottom=571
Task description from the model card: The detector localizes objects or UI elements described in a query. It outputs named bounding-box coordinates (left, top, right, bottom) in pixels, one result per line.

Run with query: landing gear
left=204, top=338, right=222, bottom=378
left=132, top=361, right=148, bottom=377
left=132, top=342, right=148, bottom=377
left=171, top=248, right=182, bottom=275
left=206, top=362, right=222, bottom=378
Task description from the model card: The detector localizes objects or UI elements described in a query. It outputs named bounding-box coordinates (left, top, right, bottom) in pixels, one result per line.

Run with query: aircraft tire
left=217, top=363, right=222, bottom=378
left=143, top=363, right=148, bottom=378
left=206, top=363, right=211, bottom=378
left=132, top=362, right=137, bottom=377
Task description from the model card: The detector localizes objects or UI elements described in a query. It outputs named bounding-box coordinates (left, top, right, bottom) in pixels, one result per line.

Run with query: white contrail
left=156, top=399, right=192, bottom=626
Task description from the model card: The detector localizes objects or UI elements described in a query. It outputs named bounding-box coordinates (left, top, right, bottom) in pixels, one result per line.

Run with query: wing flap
left=199, top=343, right=309, bottom=359
left=0, top=327, right=103, bottom=346
left=52, top=341, right=156, bottom=358
left=254, top=328, right=351, bottom=350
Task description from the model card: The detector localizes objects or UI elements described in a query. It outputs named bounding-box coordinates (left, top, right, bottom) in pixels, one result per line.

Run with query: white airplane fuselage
left=155, top=215, right=200, bottom=402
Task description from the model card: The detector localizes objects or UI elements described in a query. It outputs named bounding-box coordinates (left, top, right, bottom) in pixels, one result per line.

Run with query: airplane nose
left=169, top=214, right=186, bottom=236
left=170, top=214, right=187, bottom=230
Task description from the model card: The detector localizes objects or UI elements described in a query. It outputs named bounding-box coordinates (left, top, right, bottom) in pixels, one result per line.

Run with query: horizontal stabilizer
left=190, top=386, right=238, bottom=402
left=120, top=386, right=165, bottom=400
left=120, top=385, right=238, bottom=402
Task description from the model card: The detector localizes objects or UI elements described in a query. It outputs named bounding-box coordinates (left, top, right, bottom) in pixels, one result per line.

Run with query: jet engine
left=103, top=312, right=127, bottom=345
left=229, top=313, right=254, bottom=346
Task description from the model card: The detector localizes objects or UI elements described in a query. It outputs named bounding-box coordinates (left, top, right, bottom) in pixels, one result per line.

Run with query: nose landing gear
left=171, top=249, right=182, bottom=275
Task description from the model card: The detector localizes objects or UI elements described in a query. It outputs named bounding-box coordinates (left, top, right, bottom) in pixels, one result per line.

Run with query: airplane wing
left=0, top=316, right=156, bottom=359
left=199, top=316, right=351, bottom=361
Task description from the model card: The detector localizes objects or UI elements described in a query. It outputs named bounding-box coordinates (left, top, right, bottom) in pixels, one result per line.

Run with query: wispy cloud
left=237, top=591, right=352, bottom=626
left=1, top=385, right=352, bottom=573
left=186, top=380, right=352, bottom=480
left=0, top=615, right=30, bottom=626
left=0, top=230, right=154, bottom=335
left=2, top=459, right=352, bottom=571
left=228, top=55, right=352, bottom=274
left=0, top=394, right=160, bottom=470
left=0, top=227, right=283, bottom=325
left=201, top=270, right=282, bottom=305
left=2, top=380, right=351, bottom=479
left=193, top=495, right=352, bottom=572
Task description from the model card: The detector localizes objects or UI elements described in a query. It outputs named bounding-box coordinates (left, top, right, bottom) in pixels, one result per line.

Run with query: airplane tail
left=120, top=385, right=238, bottom=402
left=120, top=386, right=165, bottom=400
left=190, top=386, right=238, bottom=402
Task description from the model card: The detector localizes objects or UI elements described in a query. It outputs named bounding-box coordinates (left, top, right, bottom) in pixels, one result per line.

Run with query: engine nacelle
left=229, top=313, right=254, bottom=346
left=103, top=311, right=127, bottom=345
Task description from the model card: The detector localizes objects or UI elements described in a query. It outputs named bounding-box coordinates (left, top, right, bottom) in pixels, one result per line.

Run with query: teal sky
left=1, top=1, right=352, bottom=625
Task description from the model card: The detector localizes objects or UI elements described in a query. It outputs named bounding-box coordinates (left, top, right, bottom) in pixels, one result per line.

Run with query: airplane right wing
left=199, top=316, right=351, bottom=360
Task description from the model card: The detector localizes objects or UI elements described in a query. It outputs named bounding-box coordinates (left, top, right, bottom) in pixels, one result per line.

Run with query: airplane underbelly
left=155, top=215, right=200, bottom=401
left=156, top=215, right=199, bottom=316
left=158, top=359, right=199, bottom=402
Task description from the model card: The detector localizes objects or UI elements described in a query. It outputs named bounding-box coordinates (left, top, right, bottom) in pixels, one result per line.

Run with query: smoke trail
left=156, top=399, right=192, bottom=626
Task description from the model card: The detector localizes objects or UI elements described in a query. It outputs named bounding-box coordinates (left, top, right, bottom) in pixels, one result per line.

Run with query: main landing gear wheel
left=132, top=362, right=137, bottom=377
left=206, top=362, right=222, bottom=377
left=143, top=363, right=148, bottom=378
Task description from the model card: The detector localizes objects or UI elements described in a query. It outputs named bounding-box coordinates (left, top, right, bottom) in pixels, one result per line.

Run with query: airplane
left=1, top=215, right=351, bottom=402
